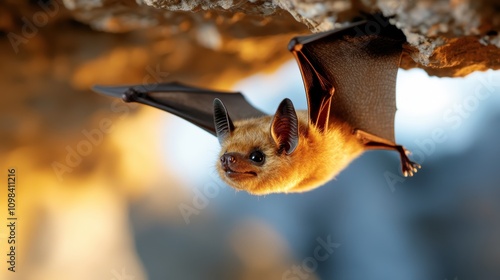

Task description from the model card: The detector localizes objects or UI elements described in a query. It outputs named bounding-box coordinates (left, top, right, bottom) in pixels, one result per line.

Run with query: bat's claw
left=397, top=146, right=421, bottom=177
left=402, top=160, right=421, bottom=177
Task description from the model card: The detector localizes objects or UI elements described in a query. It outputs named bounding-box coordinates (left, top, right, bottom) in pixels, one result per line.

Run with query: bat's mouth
left=224, top=167, right=257, bottom=178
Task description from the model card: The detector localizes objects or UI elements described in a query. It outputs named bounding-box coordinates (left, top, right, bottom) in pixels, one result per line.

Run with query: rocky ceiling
left=2, top=0, right=500, bottom=86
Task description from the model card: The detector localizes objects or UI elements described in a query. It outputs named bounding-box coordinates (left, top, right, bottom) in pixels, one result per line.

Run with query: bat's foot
left=402, top=159, right=421, bottom=177
left=355, top=130, right=422, bottom=177
left=398, top=146, right=421, bottom=177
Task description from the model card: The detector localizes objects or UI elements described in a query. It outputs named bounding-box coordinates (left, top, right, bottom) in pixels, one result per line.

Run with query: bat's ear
left=271, top=98, right=299, bottom=155
left=213, top=98, right=235, bottom=145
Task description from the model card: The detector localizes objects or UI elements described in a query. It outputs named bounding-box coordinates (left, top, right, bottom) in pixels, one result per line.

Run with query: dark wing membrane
left=92, top=82, right=265, bottom=136
left=288, top=20, right=405, bottom=142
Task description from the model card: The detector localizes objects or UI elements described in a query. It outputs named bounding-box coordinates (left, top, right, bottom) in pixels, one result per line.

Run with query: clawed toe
left=402, top=161, right=421, bottom=177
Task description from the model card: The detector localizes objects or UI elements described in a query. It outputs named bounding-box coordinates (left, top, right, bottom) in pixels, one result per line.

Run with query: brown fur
left=216, top=111, right=365, bottom=195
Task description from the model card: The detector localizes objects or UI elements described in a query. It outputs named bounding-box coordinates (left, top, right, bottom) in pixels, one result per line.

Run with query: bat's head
left=213, top=98, right=365, bottom=195
left=213, top=98, right=303, bottom=195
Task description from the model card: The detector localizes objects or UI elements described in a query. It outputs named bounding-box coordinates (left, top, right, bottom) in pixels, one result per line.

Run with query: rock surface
left=62, top=0, right=500, bottom=77
left=3, top=0, right=498, bottom=79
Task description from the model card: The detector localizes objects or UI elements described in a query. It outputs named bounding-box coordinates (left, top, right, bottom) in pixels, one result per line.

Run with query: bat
left=93, top=18, right=420, bottom=195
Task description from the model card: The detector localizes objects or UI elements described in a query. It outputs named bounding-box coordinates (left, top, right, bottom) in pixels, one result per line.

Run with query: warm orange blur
left=0, top=8, right=298, bottom=279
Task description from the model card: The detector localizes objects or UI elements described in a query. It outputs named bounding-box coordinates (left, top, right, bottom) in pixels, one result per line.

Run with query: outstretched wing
left=92, top=82, right=265, bottom=136
left=288, top=19, right=406, bottom=142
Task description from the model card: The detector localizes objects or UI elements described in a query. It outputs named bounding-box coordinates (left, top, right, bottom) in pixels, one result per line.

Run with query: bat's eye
left=249, top=151, right=265, bottom=165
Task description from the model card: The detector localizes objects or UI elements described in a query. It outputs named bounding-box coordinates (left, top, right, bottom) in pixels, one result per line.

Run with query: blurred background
left=1, top=1, right=500, bottom=280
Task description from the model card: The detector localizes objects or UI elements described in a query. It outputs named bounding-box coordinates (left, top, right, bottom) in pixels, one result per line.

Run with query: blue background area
left=132, top=67, right=500, bottom=280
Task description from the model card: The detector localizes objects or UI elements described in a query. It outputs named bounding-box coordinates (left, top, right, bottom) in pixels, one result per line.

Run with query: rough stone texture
left=379, top=0, right=500, bottom=76
left=60, top=0, right=500, bottom=77
left=3, top=0, right=499, bottom=77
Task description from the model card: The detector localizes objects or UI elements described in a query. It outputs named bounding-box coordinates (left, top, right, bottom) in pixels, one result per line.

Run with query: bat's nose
left=220, top=153, right=236, bottom=166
